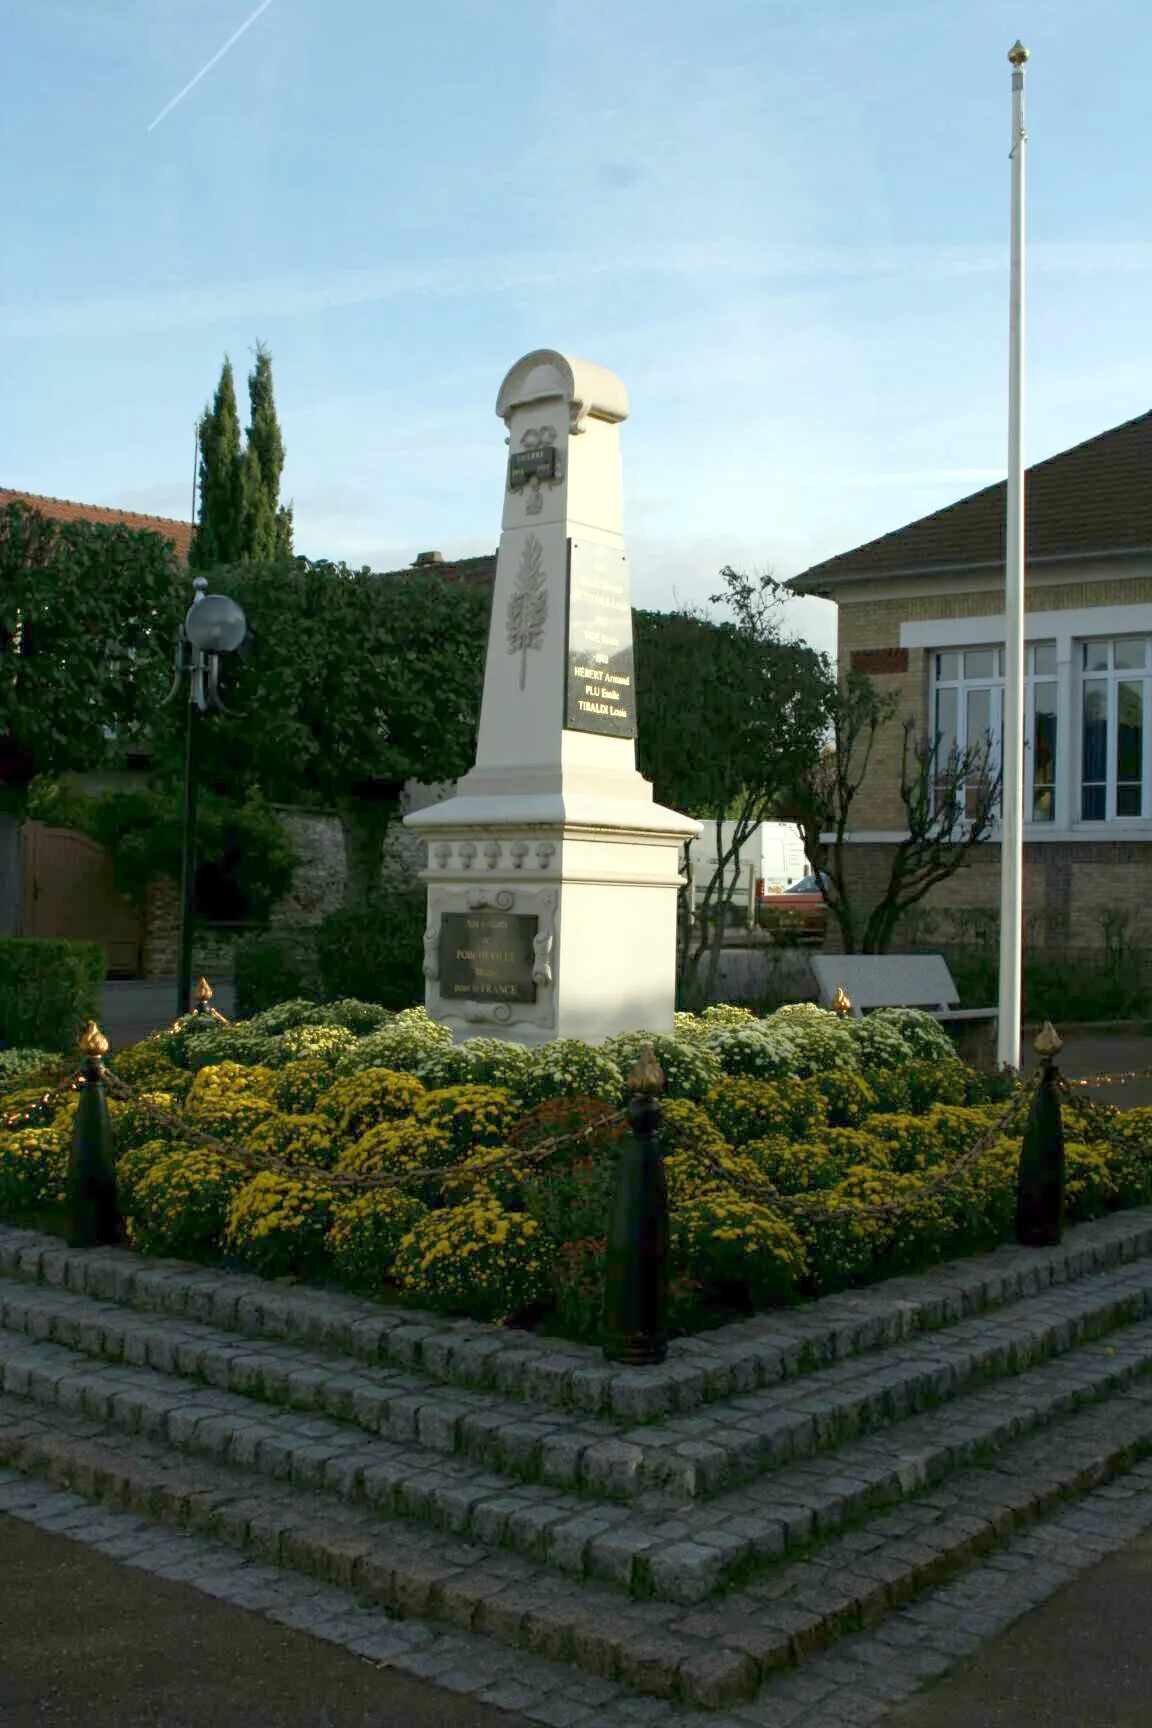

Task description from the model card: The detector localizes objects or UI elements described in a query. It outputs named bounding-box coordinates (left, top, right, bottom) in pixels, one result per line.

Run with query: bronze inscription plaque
left=565, top=539, right=636, bottom=739
left=439, top=912, right=538, bottom=1003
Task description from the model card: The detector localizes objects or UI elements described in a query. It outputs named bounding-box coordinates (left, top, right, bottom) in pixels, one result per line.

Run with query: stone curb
left=5, top=1307, right=1152, bottom=1608
left=7, top=1456, right=1152, bottom=1727
left=5, top=1371, right=1152, bottom=1713
left=3, top=1256, right=1152, bottom=1508
left=3, top=1210, right=1152, bottom=1421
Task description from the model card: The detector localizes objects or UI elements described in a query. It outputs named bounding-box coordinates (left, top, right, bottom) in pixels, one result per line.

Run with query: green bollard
left=65, top=1021, right=121, bottom=1249
left=602, top=1046, right=669, bottom=1367
left=1015, top=1021, right=1066, bottom=1248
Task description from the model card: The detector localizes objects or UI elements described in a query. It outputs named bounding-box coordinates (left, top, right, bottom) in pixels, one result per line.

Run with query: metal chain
left=3, top=1043, right=1149, bottom=1220
left=680, top=1069, right=1041, bottom=1223
left=95, top=1066, right=630, bottom=1195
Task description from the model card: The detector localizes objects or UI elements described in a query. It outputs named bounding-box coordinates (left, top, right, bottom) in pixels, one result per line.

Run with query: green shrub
left=270, top=1058, right=335, bottom=1115
left=671, top=1186, right=807, bottom=1313
left=705, top=1076, right=827, bottom=1145
left=334, top=1009, right=452, bottom=1075
left=245, top=1111, right=338, bottom=1169
left=811, top=1070, right=879, bottom=1128
left=763, top=1004, right=860, bottom=1074
left=512, top=1040, right=625, bottom=1111
left=413, top=1084, right=517, bottom=1158
left=233, top=934, right=319, bottom=1019
left=0, top=1047, right=63, bottom=1090
left=224, top=1170, right=335, bottom=1279
left=327, top=1189, right=429, bottom=1289
left=127, top=1150, right=244, bottom=1259
left=0, top=937, right=103, bottom=1053
left=391, top=1196, right=554, bottom=1320
left=415, top=1037, right=534, bottom=1091
left=0, top=1124, right=69, bottom=1212
left=602, top=1031, right=722, bottom=1102
left=315, top=1067, right=426, bottom=1141
left=316, top=889, right=426, bottom=1011
left=269, top=1024, right=358, bottom=1069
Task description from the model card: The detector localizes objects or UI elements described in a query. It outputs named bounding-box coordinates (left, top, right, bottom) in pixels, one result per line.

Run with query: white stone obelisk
left=404, top=349, right=700, bottom=1045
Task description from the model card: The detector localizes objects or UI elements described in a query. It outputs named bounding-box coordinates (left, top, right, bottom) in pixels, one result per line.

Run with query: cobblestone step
left=4, top=1209, right=1152, bottom=1423
left=4, top=1252, right=1152, bottom=1508
left=5, top=1367, right=1152, bottom=1714
left=5, top=1304, right=1152, bottom=1608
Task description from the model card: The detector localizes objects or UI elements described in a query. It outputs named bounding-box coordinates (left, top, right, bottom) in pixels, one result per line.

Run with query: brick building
left=0, top=488, right=195, bottom=563
left=790, top=409, right=1152, bottom=954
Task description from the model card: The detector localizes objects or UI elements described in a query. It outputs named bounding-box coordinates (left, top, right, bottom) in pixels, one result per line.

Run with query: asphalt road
left=884, top=1527, right=1152, bottom=1727
left=0, top=1515, right=525, bottom=1728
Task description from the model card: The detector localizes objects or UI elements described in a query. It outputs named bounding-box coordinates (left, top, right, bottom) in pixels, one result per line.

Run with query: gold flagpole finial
left=1008, top=40, right=1029, bottom=66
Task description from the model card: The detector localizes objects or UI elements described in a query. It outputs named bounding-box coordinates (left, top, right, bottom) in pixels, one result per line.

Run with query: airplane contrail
left=147, top=0, right=277, bottom=131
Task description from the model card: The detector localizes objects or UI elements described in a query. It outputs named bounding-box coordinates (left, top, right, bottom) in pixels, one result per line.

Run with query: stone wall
left=829, top=839, right=1152, bottom=957
left=139, top=783, right=448, bottom=981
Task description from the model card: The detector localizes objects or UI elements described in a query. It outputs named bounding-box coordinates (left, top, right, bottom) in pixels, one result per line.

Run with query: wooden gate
left=20, top=821, right=143, bottom=978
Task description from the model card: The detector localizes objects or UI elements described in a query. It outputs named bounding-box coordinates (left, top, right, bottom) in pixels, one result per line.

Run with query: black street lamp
left=163, top=574, right=247, bottom=1021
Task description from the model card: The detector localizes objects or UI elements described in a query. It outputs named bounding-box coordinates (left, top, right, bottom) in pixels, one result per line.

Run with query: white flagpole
left=997, top=41, right=1029, bottom=1071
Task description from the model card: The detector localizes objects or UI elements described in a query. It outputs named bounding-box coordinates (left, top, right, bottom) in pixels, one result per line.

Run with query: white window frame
left=1076, top=637, right=1152, bottom=823
left=929, top=644, right=1058, bottom=824
left=900, top=599, right=1152, bottom=840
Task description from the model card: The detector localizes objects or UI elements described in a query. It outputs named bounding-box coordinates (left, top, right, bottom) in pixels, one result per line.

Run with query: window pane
left=1117, top=680, right=1143, bottom=815
left=935, top=685, right=958, bottom=753
left=1032, top=642, right=1057, bottom=677
left=1031, top=681, right=1057, bottom=822
left=964, top=649, right=997, bottom=679
left=1083, top=641, right=1110, bottom=672
left=935, top=651, right=959, bottom=681
left=966, top=686, right=994, bottom=746
left=1115, top=638, right=1148, bottom=671
left=1081, top=678, right=1108, bottom=819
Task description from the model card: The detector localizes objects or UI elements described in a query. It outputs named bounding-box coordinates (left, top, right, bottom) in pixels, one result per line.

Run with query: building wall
left=831, top=839, right=1150, bottom=955
left=830, top=561, right=1152, bottom=953
left=837, top=565, right=1152, bottom=831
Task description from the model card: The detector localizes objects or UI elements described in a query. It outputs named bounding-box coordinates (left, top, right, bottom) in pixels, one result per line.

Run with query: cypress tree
left=245, top=340, right=293, bottom=560
left=190, top=358, right=247, bottom=570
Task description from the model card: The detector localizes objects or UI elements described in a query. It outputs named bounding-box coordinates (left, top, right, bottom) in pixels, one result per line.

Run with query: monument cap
left=496, top=349, right=629, bottom=433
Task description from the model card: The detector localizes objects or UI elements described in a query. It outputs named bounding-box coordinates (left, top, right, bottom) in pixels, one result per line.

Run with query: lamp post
left=165, top=575, right=248, bottom=1021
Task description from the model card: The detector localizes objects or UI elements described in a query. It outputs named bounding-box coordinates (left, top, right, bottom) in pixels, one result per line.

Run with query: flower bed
left=2, top=1000, right=1149, bottom=1343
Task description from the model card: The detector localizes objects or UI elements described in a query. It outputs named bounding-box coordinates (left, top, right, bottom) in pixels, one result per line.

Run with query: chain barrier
left=3, top=1032, right=1151, bottom=1221
left=92, top=1065, right=631, bottom=1197
left=682, top=1067, right=1042, bottom=1223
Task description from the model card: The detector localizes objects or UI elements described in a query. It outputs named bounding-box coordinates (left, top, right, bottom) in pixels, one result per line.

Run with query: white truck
left=682, top=821, right=809, bottom=923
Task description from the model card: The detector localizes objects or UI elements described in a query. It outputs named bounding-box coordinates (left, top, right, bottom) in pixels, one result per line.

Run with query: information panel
left=565, top=540, right=636, bottom=738
left=438, top=911, right=538, bottom=1004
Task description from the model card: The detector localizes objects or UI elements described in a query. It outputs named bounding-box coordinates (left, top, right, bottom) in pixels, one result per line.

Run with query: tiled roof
left=379, top=553, right=497, bottom=587
left=790, top=408, right=1152, bottom=594
left=0, top=489, right=194, bottom=563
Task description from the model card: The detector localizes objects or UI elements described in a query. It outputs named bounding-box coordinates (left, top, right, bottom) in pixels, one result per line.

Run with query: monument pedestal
left=405, top=350, right=699, bottom=1046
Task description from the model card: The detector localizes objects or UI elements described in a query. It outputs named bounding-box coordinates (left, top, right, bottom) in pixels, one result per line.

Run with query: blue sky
left=3, top=0, right=1150, bottom=659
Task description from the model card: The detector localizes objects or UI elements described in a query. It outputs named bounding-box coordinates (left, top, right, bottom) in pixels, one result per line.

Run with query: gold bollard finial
left=78, top=1020, right=109, bottom=1058
left=833, top=987, right=852, bottom=1017
left=628, top=1045, right=666, bottom=1096
left=1034, top=1022, right=1063, bottom=1059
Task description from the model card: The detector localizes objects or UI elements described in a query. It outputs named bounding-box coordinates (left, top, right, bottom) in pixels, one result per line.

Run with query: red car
left=755, top=872, right=829, bottom=944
